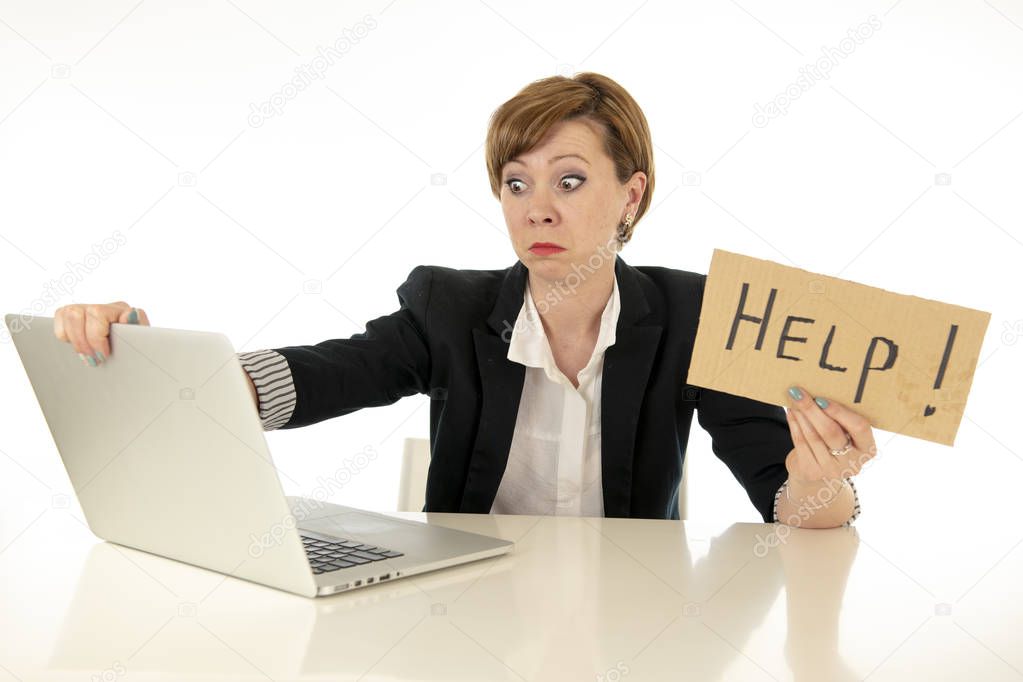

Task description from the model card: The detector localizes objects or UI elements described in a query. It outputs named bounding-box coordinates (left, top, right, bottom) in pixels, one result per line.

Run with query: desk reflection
left=46, top=514, right=859, bottom=681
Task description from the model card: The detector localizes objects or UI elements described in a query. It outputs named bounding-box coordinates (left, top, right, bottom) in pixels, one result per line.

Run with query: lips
left=529, top=242, right=565, bottom=255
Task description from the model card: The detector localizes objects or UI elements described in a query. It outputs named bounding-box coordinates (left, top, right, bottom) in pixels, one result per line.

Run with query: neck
left=527, top=260, right=615, bottom=340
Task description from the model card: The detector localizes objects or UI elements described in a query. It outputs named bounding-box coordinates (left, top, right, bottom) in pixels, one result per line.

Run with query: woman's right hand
left=53, top=302, right=150, bottom=367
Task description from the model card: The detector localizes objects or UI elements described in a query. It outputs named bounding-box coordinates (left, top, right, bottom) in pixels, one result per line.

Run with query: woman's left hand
left=783, top=385, right=878, bottom=484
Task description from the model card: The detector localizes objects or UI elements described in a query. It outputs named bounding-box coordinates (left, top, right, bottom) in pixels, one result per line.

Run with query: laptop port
left=379, top=573, right=391, bottom=581
left=353, top=580, right=362, bottom=587
left=366, top=577, right=375, bottom=584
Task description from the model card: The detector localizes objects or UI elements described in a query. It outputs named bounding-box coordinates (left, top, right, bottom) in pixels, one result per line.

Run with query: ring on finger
left=829, top=435, right=853, bottom=458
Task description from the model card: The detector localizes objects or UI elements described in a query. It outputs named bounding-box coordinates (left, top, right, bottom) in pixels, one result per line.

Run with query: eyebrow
left=506, top=153, right=590, bottom=167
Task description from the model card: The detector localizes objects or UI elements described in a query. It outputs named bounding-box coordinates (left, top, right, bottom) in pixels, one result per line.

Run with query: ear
left=627, top=170, right=647, bottom=204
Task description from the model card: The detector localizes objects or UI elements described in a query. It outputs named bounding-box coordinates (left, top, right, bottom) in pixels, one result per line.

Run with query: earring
left=617, top=213, right=634, bottom=244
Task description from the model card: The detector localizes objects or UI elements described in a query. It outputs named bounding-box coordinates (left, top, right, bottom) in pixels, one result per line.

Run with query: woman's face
left=499, top=118, right=645, bottom=281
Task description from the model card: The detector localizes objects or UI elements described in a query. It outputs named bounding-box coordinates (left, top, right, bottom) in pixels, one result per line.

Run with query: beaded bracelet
left=772, top=477, right=861, bottom=527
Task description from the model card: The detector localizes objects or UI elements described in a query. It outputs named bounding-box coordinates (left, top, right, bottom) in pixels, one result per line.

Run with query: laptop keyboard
left=301, top=534, right=404, bottom=574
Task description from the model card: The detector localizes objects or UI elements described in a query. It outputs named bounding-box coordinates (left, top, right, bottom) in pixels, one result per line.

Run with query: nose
left=526, top=187, right=558, bottom=227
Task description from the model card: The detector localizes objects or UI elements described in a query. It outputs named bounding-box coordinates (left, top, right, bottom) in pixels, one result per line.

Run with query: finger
left=787, top=385, right=869, bottom=476
left=53, top=306, right=69, bottom=342
left=791, top=407, right=845, bottom=480
left=115, top=305, right=147, bottom=326
left=84, top=305, right=122, bottom=360
left=787, top=384, right=850, bottom=452
left=111, top=303, right=137, bottom=325
left=785, top=408, right=824, bottom=481
left=60, top=306, right=96, bottom=360
left=805, top=393, right=878, bottom=469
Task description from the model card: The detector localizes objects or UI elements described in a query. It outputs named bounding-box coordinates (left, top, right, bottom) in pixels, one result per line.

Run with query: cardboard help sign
left=686, top=250, right=990, bottom=446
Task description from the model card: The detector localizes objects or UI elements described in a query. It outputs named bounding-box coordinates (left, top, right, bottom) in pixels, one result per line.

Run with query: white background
left=0, top=0, right=1019, bottom=589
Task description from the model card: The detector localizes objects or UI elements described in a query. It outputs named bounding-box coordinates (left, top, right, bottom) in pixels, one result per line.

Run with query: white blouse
left=488, top=274, right=620, bottom=517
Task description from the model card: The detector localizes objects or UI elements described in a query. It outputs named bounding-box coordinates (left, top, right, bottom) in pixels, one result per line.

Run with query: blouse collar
left=506, top=272, right=620, bottom=384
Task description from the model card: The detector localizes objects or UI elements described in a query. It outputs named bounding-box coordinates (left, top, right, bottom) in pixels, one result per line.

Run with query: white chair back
left=397, top=437, right=431, bottom=512
left=398, top=436, right=689, bottom=520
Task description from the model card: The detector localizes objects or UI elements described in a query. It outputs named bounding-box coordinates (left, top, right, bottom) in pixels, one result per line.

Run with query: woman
left=52, top=72, right=872, bottom=528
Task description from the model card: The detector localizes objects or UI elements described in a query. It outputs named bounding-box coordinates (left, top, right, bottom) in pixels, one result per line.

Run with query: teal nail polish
left=96, top=351, right=105, bottom=362
left=86, top=354, right=97, bottom=367
left=814, top=396, right=829, bottom=409
left=127, top=308, right=139, bottom=324
left=788, top=386, right=803, bottom=401
left=78, top=353, right=89, bottom=366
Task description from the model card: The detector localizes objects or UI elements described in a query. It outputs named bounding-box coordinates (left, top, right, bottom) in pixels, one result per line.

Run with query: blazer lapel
left=601, top=257, right=662, bottom=517
left=459, top=261, right=528, bottom=512
left=458, top=256, right=662, bottom=518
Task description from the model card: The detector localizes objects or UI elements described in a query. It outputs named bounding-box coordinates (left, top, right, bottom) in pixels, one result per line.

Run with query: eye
left=503, top=174, right=585, bottom=195
left=559, top=174, right=585, bottom=191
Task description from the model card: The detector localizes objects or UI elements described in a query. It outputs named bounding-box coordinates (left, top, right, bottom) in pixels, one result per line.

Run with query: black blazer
left=272, top=255, right=793, bottom=522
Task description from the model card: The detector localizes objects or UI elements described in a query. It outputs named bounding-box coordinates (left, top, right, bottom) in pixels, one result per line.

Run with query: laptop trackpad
left=300, top=511, right=412, bottom=536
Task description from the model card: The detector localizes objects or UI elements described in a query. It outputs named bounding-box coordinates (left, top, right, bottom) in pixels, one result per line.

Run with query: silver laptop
left=4, top=314, right=513, bottom=598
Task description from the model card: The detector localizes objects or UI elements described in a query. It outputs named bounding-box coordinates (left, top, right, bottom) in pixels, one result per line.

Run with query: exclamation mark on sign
left=924, top=324, right=958, bottom=417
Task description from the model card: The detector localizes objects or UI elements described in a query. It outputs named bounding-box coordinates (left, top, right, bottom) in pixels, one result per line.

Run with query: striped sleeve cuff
left=772, top=481, right=786, bottom=523
left=237, top=349, right=296, bottom=431
left=843, top=477, right=862, bottom=527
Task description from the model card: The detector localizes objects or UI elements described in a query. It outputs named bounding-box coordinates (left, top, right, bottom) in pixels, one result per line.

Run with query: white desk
left=0, top=506, right=1020, bottom=681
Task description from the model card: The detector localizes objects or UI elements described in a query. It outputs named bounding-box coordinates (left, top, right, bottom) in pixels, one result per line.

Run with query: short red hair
left=485, top=72, right=655, bottom=245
